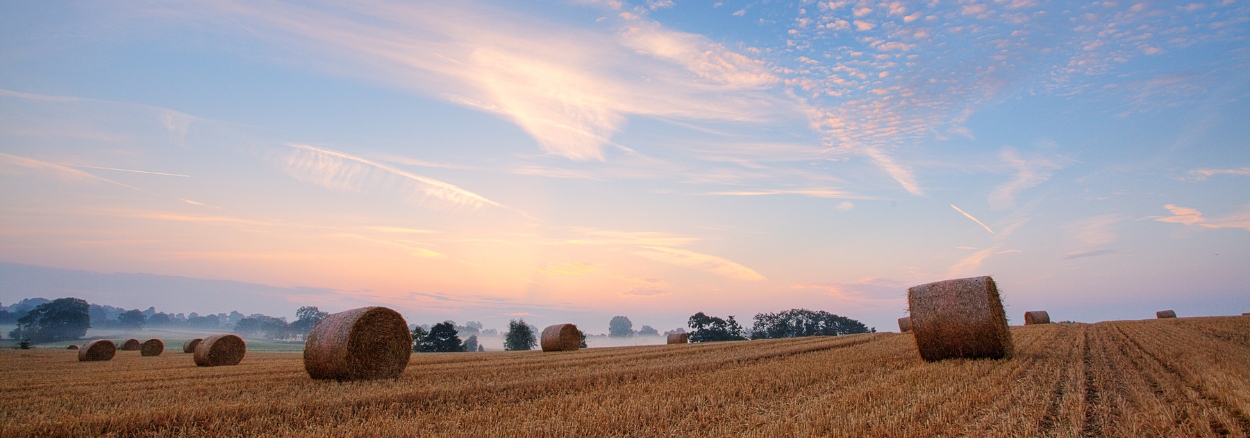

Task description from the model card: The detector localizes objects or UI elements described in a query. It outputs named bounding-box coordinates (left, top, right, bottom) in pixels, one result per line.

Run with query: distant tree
left=187, top=313, right=220, bottom=328
left=638, top=325, right=659, bottom=336
left=749, top=309, right=870, bottom=340
left=687, top=312, right=747, bottom=343
left=18, top=339, right=32, bottom=349
left=233, top=315, right=289, bottom=339
left=504, top=319, right=537, bottom=351
left=463, top=335, right=479, bottom=352
left=117, top=309, right=146, bottom=330
left=457, top=321, right=483, bottom=337
left=477, top=344, right=484, bottom=352
left=290, top=306, right=329, bottom=335
left=148, top=312, right=172, bottom=327
left=427, top=322, right=464, bottom=352
left=8, top=298, right=90, bottom=342
left=578, top=329, right=588, bottom=348
left=662, top=328, right=686, bottom=336
left=608, top=316, right=635, bottom=338
left=412, top=326, right=432, bottom=352
left=0, top=309, right=14, bottom=324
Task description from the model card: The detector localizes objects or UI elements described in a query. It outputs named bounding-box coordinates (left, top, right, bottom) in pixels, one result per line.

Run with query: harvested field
left=1, top=317, right=1247, bottom=436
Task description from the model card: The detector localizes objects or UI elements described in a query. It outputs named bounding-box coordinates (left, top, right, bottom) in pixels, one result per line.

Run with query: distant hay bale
left=78, top=340, right=116, bottom=362
left=140, top=339, right=164, bottom=356
left=194, top=334, right=246, bottom=367
left=183, top=338, right=202, bottom=353
left=898, top=317, right=912, bottom=333
left=667, top=333, right=689, bottom=344
left=67, top=344, right=79, bottom=350
left=303, top=306, right=411, bottom=381
left=907, top=275, right=1014, bottom=362
left=1157, top=310, right=1177, bottom=319
left=120, top=339, right=141, bottom=351
left=541, top=324, right=581, bottom=352
left=1024, top=311, right=1051, bottom=325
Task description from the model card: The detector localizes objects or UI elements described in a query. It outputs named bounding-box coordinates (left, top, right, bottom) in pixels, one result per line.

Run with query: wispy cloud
left=947, top=245, right=1000, bottom=278
left=950, top=204, right=995, bottom=234
left=1062, top=214, right=1122, bottom=259
left=1155, top=204, right=1250, bottom=231
left=188, top=1, right=801, bottom=161
left=1183, top=167, right=1250, bottom=181
left=989, top=148, right=1061, bottom=209
left=538, top=262, right=598, bottom=277
left=793, top=277, right=908, bottom=305
left=281, top=143, right=502, bottom=210
left=635, top=246, right=766, bottom=281
left=707, top=188, right=865, bottom=198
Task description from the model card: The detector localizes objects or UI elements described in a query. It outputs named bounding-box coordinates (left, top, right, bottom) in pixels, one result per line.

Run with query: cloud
left=539, top=262, right=598, bottom=276
left=620, top=277, right=670, bottom=296
left=281, top=143, right=503, bottom=210
left=989, top=148, right=1061, bottom=209
left=1183, top=167, right=1250, bottom=181
left=634, top=246, right=766, bottom=281
left=68, top=164, right=190, bottom=178
left=835, top=201, right=855, bottom=211
left=947, top=246, right=999, bottom=278
left=792, top=277, right=908, bottom=305
left=1156, top=204, right=1250, bottom=231
left=707, top=188, right=864, bottom=198
left=950, top=204, right=994, bottom=234
left=861, top=147, right=922, bottom=196
left=188, top=2, right=799, bottom=162
left=1067, top=215, right=1122, bottom=247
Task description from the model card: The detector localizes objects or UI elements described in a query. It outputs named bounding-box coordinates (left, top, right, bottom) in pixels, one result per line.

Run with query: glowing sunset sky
left=1, top=0, right=1247, bottom=333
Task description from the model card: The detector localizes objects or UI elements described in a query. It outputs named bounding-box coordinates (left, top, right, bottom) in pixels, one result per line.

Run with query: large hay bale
left=141, top=339, right=164, bottom=356
left=667, top=333, right=689, bottom=344
left=183, top=338, right=202, bottom=353
left=1024, top=310, right=1051, bottom=325
left=120, top=339, right=141, bottom=350
left=1157, top=310, right=1177, bottom=319
left=67, top=344, right=79, bottom=350
left=78, top=340, right=115, bottom=362
left=541, top=324, right=581, bottom=352
left=907, top=275, right=1013, bottom=362
left=304, top=306, right=411, bottom=381
left=194, top=334, right=246, bottom=367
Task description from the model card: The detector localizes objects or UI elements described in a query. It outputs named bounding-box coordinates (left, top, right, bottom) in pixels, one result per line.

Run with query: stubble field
left=1, top=316, right=1247, bottom=437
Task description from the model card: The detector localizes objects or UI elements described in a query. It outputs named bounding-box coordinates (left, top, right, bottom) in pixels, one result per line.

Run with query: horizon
left=2, top=1, right=1248, bottom=336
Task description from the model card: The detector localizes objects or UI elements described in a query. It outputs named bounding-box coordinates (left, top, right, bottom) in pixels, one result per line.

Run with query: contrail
left=70, top=164, right=190, bottom=178
left=950, top=204, right=994, bottom=234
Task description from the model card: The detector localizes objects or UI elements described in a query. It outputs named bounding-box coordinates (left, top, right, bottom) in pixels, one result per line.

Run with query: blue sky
left=1, top=0, right=1248, bottom=333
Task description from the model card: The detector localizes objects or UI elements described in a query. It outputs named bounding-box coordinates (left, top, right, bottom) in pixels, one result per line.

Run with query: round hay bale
left=303, top=306, right=411, bottom=381
left=78, top=340, right=116, bottom=362
left=194, top=334, right=246, bottom=367
left=898, top=317, right=912, bottom=333
left=541, top=324, right=581, bottom=352
left=1024, top=310, right=1051, bottom=325
left=183, top=338, right=202, bottom=353
left=667, top=333, right=689, bottom=344
left=67, top=344, right=79, bottom=350
left=1156, top=310, right=1177, bottom=319
left=907, top=275, right=1014, bottom=362
left=120, top=339, right=141, bottom=350
left=141, top=339, right=164, bottom=356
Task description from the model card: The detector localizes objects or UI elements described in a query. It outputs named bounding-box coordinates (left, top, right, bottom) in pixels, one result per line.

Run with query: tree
left=117, top=310, right=146, bottom=330
left=463, top=335, right=479, bottom=352
left=578, top=329, right=588, bottom=348
left=504, top=319, right=537, bottom=351
left=477, top=344, right=484, bottom=352
left=8, top=298, right=90, bottom=342
left=148, top=312, right=172, bottom=327
left=749, top=309, right=870, bottom=340
left=290, top=306, right=329, bottom=335
left=427, top=322, right=464, bottom=352
left=233, top=315, right=289, bottom=339
left=638, top=325, right=659, bottom=336
left=686, top=312, right=747, bottom=343
left=608, top=316, right=634, bottom=338
left=412, top=326, right=433, bottom=352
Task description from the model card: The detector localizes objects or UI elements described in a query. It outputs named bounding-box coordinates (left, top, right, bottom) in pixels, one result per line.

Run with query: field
left=1, top=317, right=1247, bottom=437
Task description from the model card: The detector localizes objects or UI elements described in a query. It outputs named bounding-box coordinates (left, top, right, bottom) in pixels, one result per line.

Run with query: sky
left=1, top=0, right=1248, bottom=335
